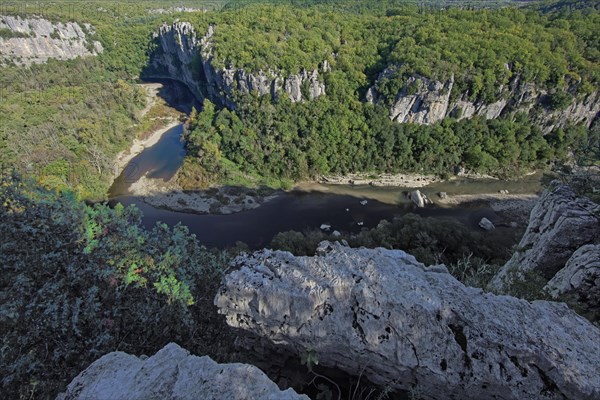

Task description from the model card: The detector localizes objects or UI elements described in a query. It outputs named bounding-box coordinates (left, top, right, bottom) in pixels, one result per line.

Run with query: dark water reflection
left=111, top=191, right=501, bottom=249
left=109, top=124, right=185, bottom=197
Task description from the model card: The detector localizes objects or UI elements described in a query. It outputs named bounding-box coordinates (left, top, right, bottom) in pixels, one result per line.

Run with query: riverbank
left=437, top=193, right=539, bottom=225
left=113, top=119, right=180, bottom=175
left=319, top=173, right=441, bottom=187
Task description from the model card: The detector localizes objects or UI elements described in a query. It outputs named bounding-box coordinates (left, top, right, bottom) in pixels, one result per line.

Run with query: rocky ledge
left=57, top=343, right=307, bottom=400
left=0, top=15, right=103, bottom=65
left=215, top=241, right=600, bottom=400
left=488, top=182, right=600, bottom=292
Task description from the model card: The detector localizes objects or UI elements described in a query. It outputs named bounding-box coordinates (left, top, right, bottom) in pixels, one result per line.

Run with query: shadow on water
left=110, top=189, right=504, bottom=250
left=109, top=124, right=186, bottom=197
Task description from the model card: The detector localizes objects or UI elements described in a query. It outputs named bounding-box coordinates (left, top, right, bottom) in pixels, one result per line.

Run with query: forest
left=1, top=1, right=599, bottom=399
left=1, top=1, right=598, bottom=195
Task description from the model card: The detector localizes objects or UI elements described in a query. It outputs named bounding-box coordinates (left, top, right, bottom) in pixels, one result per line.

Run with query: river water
left=109, top=122, right=542, bottom=249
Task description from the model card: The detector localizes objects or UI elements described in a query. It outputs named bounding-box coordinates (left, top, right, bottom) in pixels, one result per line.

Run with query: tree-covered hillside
left=174, top=1, right=599, bottom=186
left=0, top=0, right=598, bottom=195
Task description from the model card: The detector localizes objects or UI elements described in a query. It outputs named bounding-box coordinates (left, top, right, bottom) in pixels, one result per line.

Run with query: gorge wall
left=0, top=15, right=103, bottom=66
left=366, top=68, right=599, bottom=133
left=146, top=22, right=327, bottom=107
left=148, top=22, right=598, bottom=132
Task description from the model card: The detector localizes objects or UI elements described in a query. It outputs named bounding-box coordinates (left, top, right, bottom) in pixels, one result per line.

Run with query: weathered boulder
left=409, top=189, right=428, bottom=208
left=488, top=182, right=600, bottom=292
left=545, top=244, right=600, bottom=313
left=215, top=242, right=600, bottom=400
left=0, top=15, right=102, bottom=65
left=478, top=217, right=495, bottom=231
left=57, top=343, right=307, bottom=400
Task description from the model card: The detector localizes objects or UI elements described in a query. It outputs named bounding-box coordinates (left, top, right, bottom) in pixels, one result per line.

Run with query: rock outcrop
left=0, top=15, right=102, bottom=65
left=545, top=244, right=600, bottom=313
left=215, top=242, right=600, bottom=400
left=488, top=182, right=600, bottom=292
left=57, top=343, right=307, bottom=400
left=367, top=68, right=599, bottom=133
left=147, top=22, right=326, bottom=107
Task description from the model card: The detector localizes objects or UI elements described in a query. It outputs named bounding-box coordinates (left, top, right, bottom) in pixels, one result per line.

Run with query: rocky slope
left=366, top=68, right=599, bottom=133
left=488, top=182, right=600, bottom=292
left=546, top=244, right=600, bottom=316
left=57, top=343, right=307, bottom=400
left=0, top=15, right=103, bottom=65
left=147, top=22, right=326, bottom=107
left=215, top=241, right=600, bottom=400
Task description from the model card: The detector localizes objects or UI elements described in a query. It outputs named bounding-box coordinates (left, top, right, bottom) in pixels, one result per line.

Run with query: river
left=109, top=122, right=542, bottom=249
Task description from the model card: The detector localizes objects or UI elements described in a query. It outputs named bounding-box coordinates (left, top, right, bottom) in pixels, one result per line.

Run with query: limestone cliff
left=367, top=68, right=599, bottom=133
left=0, top=15, right=103, bottom=66
left=146, top=22, right=326, bottom=107
left=215, top=241, right=600, bottom=400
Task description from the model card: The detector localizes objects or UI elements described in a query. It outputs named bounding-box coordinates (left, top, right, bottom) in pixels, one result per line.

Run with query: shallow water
left=109, top=124, right=185, bottom=197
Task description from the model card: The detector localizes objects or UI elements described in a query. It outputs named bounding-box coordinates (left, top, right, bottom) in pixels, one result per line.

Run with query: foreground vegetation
left=0, top=174, right=234, bottom=399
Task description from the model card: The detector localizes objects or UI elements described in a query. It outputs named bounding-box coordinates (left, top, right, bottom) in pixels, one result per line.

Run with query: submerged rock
left=488, top=182, right=600, bottom=292
left=215, top=242, right=600, bottom=400
left=57, top=343, right=307, bottom=400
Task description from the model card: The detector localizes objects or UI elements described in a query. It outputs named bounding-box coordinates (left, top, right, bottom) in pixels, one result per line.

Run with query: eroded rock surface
left=215, top=242, right=600, bottom=400
left=545, top=244, right=600, bottom=313
left=367, top=69, right=599, bottom=133
left=57, top=343, right=307, bottom=400
left=148, top=22, right=326, bottom=106
left=0, top=15, right=102, bottom=65
left=489, top=182, right=600, bottom=292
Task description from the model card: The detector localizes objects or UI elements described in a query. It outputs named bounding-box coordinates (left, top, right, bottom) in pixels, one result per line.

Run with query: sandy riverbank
left=438, top=193, right=539, bottom=224
left=128, top=174, right=278, bottom=214
left=113, top=119, right=180, bottom=175
left=319, top=173, right=441, bottom=188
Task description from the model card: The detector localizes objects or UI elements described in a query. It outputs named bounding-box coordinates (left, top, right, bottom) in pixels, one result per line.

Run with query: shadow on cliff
left=141, top=77, right=202, bottom=114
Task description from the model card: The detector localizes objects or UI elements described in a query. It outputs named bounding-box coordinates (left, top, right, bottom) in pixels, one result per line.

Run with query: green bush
left=0, top=174, right=232, bottom=399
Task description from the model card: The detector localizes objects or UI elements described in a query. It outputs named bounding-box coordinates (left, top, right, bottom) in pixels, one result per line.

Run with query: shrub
left=0, top=174, right=232, bottom=399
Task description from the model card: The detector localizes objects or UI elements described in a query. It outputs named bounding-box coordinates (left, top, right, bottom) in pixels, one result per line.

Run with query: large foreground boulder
left=215, top=242, right=600, bottom=400
left=57, top=343, right=307, bottom=400
left=488, top=182, right=600, bottom=292
left=545, top=244, right=600, bottom=314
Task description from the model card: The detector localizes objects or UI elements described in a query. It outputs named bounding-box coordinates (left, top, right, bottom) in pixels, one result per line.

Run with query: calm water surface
left=108, top=121, right=540, bottom=248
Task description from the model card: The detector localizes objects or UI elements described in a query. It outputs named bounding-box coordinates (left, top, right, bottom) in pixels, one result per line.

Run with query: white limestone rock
left=0, top=15, right=102, bottom=65
left=215, top=242, right=600, bottom=400
left=545, top=244, right=600, bottom=312
left=488, top=182, right=600, bottom=292
left=57, top=343, right=307, bottom=400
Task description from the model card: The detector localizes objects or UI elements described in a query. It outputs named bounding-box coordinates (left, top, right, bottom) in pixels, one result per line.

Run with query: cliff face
left=367, top=68, right=599, bottom=132
left=215, top=241, right=600, bottom=400
left=0, top=15, right=103, bottom=66
left=147, top=22, right=326, bottom=107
